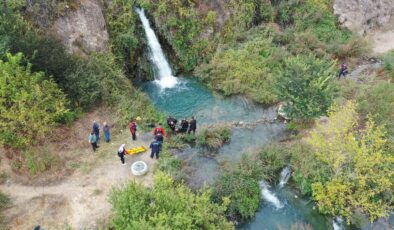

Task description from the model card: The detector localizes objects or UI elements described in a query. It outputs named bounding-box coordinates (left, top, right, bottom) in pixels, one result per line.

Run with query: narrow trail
left=0, top=131, right=156, bottom=229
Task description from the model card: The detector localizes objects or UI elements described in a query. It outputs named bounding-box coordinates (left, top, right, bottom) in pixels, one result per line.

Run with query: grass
left=0, top=191, right=10, bottom=229
left=196, top=126, right=231, bottom=150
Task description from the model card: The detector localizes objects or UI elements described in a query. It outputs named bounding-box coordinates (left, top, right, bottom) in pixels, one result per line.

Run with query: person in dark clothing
left=167, top=116, right=177, bottom=134
left=338, top=62, right=348, bottom=79
left=93, top=121, right=100, bottom=142
left=34, top=225, right=41, bottom=230
left=117, top=144, right=127, bottom=165
left=150, top=140, right=162, bottom=159
left=155, top=132, right=164, bottom=143
left=128, top=120, right=137, bottom=140
left=179, top=118, right=189, bottom=133
left=188, top=117, right=197, bottom=134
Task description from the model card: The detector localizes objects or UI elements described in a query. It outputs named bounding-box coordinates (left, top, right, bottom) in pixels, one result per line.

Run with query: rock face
left=333, top=0, right=394, bottom=53
left=52, top=0, right=109, bottom=54
left=333, top=0, right=394, bottom=33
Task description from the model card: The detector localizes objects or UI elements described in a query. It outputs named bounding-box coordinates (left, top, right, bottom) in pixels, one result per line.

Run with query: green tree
left=276, top=54, right=337, bottom=119
left=0, top=53, right=69, bottom=148
left=110, top=172, right=233, bottom=229
left=307, top=101, right=394, bottom=222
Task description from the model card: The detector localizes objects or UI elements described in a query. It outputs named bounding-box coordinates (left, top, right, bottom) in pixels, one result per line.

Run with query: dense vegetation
left=1, top=0, right=393, bottom=228
left=110, top=172, right=233, bottom=229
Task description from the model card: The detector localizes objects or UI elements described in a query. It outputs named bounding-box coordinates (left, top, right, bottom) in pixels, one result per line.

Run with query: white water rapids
left=259, top=181, right=284, bottom=209
left=136, top=8, right=177, bottom=89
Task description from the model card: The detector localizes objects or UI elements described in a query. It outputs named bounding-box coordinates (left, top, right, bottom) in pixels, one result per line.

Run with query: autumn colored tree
left=306, top=101, right=394, bottom=222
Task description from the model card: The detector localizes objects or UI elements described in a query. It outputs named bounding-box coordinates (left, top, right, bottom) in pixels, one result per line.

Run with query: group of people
left=89, top=115, right=197, bottom=164
left=88, top=121, right=111, bottom=152
left=166, top=116, right=197, bottom=135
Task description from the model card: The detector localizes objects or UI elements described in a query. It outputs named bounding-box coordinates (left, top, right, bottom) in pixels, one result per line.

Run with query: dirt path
left=0, top=131, right=156, bottom=229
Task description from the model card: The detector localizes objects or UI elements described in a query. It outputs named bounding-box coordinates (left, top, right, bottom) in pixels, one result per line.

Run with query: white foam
left=259, top=181, right=284, bottom=209
left=136, top=8, right=178, bottom=89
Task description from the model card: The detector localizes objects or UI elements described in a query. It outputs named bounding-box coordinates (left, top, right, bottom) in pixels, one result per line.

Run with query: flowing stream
left=136, top=9, right=394, bottom=230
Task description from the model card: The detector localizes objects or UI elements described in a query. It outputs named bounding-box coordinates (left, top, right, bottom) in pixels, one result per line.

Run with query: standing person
left=103, top=122, right=110, bottom=143
left=188, top=117, right=197, bottom=134
left=338, top=62, right=348, bottom=79
left=149, top=139, right=162, bottom=159
left=117, top=144, right=127, bottom=165
left=93, top=121, right=100, bottom=142
left=88, top=131, right=98, bottom=152
left=167, top=116, right=177, bottom=134
left=153, top=123, right=166, bottom=137
left=155, top=132, right=164, bottom=143
left=180, top=118, right=189, bottom=133
left=128, top=119, right=137, bottom=141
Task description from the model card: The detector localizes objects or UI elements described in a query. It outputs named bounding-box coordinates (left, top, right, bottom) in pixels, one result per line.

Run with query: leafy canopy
left=307, top=101, right=394, bottom=222
left=110, top=172, right=234, bottom=229
left=276, top=54, right=337, bottom=119
left=0, top=53, right=69, bottom=148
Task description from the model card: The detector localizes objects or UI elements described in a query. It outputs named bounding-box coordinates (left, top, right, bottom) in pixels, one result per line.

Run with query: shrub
left=275, top=54, right=337, bottom=120
left=307, top=101, right=394, bottom=222
left=110, top=172, right=234, bottom=229
left=196, top=126, right=231, bottom=150
left=213, top=171, right=260, bottom=221
left=156, top=147, right=185, bottom=182
left=383, top=50, right=394, bottom=80
left=0, top=53, right=69, bottom=149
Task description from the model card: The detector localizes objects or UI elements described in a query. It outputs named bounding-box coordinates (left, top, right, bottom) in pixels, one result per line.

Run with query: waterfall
left=259, top=181, right=284, bottom=209
left=332, top=216, right=345, bottom=230
left=278, top=166, right=292, bottom=188
left=136, top=8, right=177, bottom=89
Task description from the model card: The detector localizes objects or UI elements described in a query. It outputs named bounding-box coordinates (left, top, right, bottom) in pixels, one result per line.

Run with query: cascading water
left=278, top=166, right=292, bottom=188
left=332, top=216, right=345, bottom=230
left=259, top=181, right=284, bottom=209
left=136, top=8, right=177, bottom=89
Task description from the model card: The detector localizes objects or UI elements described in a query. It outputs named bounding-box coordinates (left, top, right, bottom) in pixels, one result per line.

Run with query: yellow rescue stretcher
left=125, top=146, right=147, bottom=155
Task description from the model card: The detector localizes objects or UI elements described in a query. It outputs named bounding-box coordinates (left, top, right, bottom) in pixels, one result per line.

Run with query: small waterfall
left=259, top=181, right=284, bottom=209
left=332, top=216, right=345, bottom=230
left=136, top=8, right=177, bottom=89
left=278, top=166, right=292, bottom=188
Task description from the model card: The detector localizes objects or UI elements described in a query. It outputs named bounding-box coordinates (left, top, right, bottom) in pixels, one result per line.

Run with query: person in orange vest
left=153, top=123, right=166, bottom=137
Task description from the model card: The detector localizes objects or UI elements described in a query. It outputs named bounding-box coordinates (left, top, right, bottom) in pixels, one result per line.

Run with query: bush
left=213, top=171, right=260, bottom=221
left=0, top=53, right=69, bottom=149
left=110, top=172, right=234, bottom=229
left=307, top=101, right=393, bottom=222
left=383, top=50, right=394, bottom=79
left=275, top=54, right=337, bottom=120
left=196, top=126, right=231, bottom=150
left=156, top=147, right=185, bottom=182
left=167, top=134, right=196, bottom=149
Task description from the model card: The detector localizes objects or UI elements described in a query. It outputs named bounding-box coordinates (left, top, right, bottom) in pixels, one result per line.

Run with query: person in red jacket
left=153, top=123, right=166, bottom=137
left=128, top=120, right=137, bottom=140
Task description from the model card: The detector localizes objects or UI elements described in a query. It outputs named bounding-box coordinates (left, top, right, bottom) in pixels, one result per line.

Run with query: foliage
left=156, top=146, right=185, bottom=182
left=0, top=53, right=69, bottom=148
left=383, top=50, right=394, bottom=80
left=139, top=0, right=217, bottom=71
left=213, top=170, right=260, bottom=221
left=110, top=172, right=234, bottom=229
left=357, top=81, right=394, bottom=137
left=0, top=191, right=10, bottom=229
left=213, top=144, right=288, bottom=221
left=197, top=27, right=281, bottom=104
left=306, top=101, right=394, bottom=222
left=24, top=149, right=64, bottom=175
left=167, top=134, right=196, bottom=149
left=275, top=54, right=337, bottom=119
left=196, top=126, right=231, bottom=150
